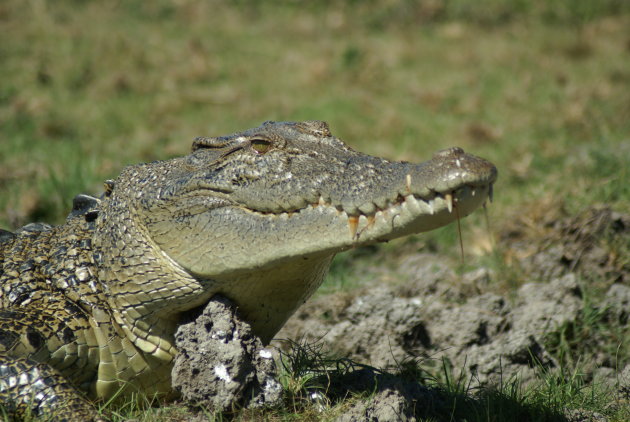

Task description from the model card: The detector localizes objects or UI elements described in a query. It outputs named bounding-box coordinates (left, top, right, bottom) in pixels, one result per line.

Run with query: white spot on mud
left=214, top=364, right=232, bottom=383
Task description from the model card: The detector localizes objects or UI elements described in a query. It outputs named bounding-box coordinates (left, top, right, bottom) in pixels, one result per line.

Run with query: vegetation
left=1, top=0, right=628, bottom=420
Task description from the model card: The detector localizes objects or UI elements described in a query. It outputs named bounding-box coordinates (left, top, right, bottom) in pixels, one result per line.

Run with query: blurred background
left=1, top=0, right=628, bottom=262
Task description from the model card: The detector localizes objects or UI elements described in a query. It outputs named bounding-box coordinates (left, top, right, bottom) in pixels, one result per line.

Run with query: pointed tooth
left=356, top=215, right=369, bottom=240
left=405, top=194, right=420, bottom=213
left=428, top=199, right=435, bottom=215
left=318, top=196, right=327, bottom=206
left=471, top=188, right=476, bottom=197
left=405, top=174, right=412, bottom=194
left=348, top=216, right=359, bottom=239
left=445, top=193, right=453, bottom=213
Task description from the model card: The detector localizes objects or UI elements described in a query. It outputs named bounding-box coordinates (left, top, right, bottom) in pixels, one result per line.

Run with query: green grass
left=2, top=0, right=628, bottom=229
left=1, top=0, right=629, bottom=420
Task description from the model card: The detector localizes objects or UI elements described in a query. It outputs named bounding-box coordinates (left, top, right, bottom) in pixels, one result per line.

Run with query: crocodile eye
left=250, top=139, right=272, bottom=154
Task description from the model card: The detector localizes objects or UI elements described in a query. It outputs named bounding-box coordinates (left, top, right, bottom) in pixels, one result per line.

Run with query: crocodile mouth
left=237, top=181, right=494, bottom=242
left=323, top=182, right=491, bottom=241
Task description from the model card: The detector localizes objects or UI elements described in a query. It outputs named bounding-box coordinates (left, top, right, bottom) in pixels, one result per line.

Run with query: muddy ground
left=173, top=206, right=629, bottom=421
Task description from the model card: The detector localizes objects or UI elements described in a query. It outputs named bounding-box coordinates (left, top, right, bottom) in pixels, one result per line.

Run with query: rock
left=172, top=295, right=282, bottom=412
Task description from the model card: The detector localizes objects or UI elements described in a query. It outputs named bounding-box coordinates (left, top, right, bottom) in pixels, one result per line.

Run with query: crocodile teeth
left=404, top=194, right=421, bottom=214
left=427, top=199, right=435, bottom=215
left=405, top=174, right=412, bottom=194
left=348, top=215, right=359, bottom=238
left=445, top=193, right=453, bottom=213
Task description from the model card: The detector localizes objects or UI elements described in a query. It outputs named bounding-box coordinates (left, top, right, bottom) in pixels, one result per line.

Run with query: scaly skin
left=0, top=121, right=497, bottom=419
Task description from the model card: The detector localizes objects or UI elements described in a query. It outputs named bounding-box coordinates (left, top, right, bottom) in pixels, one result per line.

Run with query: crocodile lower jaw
left=244, top=181, right=492, bottom=245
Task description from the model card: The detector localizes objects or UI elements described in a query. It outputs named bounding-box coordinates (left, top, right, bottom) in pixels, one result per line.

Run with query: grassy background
left=1, top=0, right=629, bottom=420
left=1, top=0, right=628, bottom=231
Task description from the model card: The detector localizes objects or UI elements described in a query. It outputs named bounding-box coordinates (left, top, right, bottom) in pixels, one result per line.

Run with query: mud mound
left=172, top=295, right=282, bottom=412
left=278, top=273, right=586, bottom=388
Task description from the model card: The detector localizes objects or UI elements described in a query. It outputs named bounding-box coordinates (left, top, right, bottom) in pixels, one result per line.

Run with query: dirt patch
left=277, top=273, right=583, bottom=388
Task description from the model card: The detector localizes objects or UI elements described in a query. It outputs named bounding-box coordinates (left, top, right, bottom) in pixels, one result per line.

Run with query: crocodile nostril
left=301, top=120, right=331, bottom=137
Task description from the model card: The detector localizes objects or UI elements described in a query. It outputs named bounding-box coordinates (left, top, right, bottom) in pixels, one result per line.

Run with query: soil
left=173, top=206, right=630, bottom=420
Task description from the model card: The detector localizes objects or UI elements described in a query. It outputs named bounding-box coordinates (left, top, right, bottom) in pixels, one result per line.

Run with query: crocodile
left=0, top=120, right=496, bottom=420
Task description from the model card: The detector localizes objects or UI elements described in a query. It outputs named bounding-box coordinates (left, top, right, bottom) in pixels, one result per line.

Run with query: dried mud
left=172, top=296, right=282, bottom=412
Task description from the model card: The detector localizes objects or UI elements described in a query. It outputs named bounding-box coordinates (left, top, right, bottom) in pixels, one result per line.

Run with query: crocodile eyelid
left=250, top=139, right=272, bottom=154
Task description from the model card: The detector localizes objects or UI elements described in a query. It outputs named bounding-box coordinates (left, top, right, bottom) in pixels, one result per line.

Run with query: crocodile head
left=98, top=121, right=497, bottom=343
